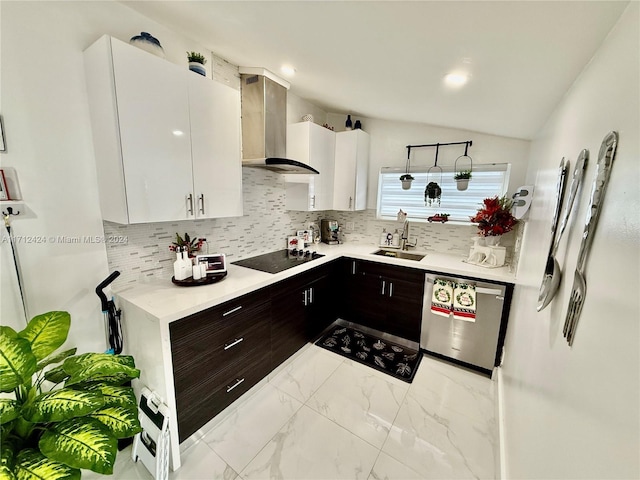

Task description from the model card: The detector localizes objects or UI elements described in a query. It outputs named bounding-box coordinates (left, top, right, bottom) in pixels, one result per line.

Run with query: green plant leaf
left=1, top=440, right=16, bottom=476
left=23, top=388, right=104, bottom=424
left=36, top=348, right=77, bottom=372
left=17, top=312, right=70, bottom=362
left=89, top=406, right=142, bottom=439
left=63, top=354, right=139, bottom=388
left=0, top=331, right=37, bottom=393
left=0, top=327, right=17, bottom=339
left=14, top=448, right=80, bottom=480
left=39, top=417, right=117, bottom=474
left=86, top=384, right=137, bottom=409
left=0, top=399, right=20, bottom=425
left=43, top=366, right=69, bottom=385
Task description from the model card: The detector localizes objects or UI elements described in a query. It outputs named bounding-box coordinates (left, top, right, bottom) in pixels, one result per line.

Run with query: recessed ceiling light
left=444, top=73, right=469, bottom=88
left=280, top=65, right=296, bottom=77
left=172, top=130, right=184, bottom=136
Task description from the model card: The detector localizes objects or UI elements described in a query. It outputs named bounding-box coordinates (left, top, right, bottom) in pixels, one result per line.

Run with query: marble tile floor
left=90, top=345, right=498, bottom=480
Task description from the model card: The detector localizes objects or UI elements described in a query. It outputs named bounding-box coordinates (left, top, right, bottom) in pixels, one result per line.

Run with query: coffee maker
left=321, top=219, right=340, bottom=244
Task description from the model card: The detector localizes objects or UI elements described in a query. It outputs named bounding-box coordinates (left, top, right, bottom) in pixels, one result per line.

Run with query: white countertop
left=114, top=242, right=516, bottom=324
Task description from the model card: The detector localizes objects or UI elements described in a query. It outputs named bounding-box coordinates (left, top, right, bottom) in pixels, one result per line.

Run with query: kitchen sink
left=372, top=249, right=426, bottom=261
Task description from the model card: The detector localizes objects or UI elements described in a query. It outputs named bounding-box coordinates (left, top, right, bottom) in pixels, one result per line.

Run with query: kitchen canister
left=130, top=32, right=165, bottom=58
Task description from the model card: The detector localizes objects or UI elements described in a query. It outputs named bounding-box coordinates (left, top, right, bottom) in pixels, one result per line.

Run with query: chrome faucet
left=401, top=219, right=417, bottom=250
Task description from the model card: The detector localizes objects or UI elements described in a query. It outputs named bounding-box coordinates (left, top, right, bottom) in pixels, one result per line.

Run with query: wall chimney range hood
left=239, top=67, right=319, bottom=174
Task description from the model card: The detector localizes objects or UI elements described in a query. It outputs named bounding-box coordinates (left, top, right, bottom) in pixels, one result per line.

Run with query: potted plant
left=0, top=311, right=142, bottom=478
left=186, top=51, right=207, bottom=76
left=470, top=196, right=518, bottom=245
left=170, top=232, right=205, bottom=257
left=454, top=170, right=472, bottom=191
left=399, top=174, right=414, bottom=190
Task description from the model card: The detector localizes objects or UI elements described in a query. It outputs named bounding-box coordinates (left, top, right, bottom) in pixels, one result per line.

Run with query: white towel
left=453, top=283, right=476, bottom=322
left=431, top=278, right=454, bottom=317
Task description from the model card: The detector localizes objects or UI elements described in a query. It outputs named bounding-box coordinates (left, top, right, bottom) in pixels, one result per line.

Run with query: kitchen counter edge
left=114, top=243, right=516, bottom=324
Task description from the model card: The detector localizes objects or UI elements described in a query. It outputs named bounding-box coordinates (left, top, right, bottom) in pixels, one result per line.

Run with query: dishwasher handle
left=425, top=277, right=504, bottom=296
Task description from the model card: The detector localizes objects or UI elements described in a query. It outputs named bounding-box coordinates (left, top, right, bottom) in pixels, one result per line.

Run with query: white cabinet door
left=285, top=122, right=335, bottom=211
left=189, top=75, right=243, bottom=219
left=111, top=38, right=194, bottom=223
left=333, top=130, right=370, bottom=211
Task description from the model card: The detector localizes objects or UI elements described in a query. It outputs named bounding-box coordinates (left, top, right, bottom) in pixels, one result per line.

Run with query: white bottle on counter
left=173, top=251, right=186, bottom=281
left=181, top=248, right=192, bottom=279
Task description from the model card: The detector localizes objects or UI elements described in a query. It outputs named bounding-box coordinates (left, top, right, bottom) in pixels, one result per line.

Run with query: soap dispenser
left=392, top=229, right=400, bottom=248
left=173, top=250, right=184, bottom=280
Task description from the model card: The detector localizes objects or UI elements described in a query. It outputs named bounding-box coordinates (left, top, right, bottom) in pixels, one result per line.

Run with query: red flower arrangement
left=470, top=196, right=518, bottom=237
left=169, top=232, right=205, bottom=256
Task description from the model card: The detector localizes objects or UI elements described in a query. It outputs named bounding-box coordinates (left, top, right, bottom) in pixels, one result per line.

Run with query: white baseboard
left=497, top=366, right=507, bottom=480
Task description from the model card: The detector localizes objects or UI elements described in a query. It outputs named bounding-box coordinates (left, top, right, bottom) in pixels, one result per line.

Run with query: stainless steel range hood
left=240, top=68, right=319, bottom=174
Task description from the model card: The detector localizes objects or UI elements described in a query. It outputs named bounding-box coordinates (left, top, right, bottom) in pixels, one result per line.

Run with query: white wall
left=0, top=1, right=225, bottom=350
left=501, top=3, right=639, bottom=478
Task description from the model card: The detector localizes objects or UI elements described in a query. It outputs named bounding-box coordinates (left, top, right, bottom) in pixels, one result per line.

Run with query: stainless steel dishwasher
left=421, top=274, right=507, bottom=374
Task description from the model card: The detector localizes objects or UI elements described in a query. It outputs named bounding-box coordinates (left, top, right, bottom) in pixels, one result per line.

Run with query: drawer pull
left=226, top=378, right=245, bottom=393
left=222, top=305, right=242, bottom=317
left=224, top=337, right=244, bottom=350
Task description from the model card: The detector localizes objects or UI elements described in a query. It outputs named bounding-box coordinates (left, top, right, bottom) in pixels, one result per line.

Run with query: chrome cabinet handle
left=186, top=194, right=194, bottom=215
left=311, top=195, right=316, bottom=208
left=309, top=287, right=313, bottom=304
left=303, top=289, right=308, bottom=306
left=381, top=280, right=386, bottom=295
left=222, top=305, right=242, bottom=317
left=226, top=378, right=245, bottom=393
left=389, top=282, right=393, bottom=297
left=198, top=194, right=205, bottom=215
left=349, top=196, right=353, bottom=209
left=351, top=261, right=356, bottom=275
left=224, top=337, right=244, bottom=350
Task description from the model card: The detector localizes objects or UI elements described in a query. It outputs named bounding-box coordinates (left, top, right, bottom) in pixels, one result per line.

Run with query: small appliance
left=321, top=219, right=340, bottom=244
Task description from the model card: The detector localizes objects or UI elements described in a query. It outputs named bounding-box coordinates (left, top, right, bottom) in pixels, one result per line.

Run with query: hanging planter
left=454, top=145, right=473, bottom=191
left=425, top=144, right=443, bottom=206
left=454, top=170, right=472, bottom=191
left=399, top=149, right=414, bottom=189
left=399, top=174, right=414, bottom=190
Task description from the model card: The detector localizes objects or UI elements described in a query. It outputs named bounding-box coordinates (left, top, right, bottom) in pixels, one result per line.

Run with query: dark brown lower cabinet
left=271, top=261, right=338, bottom=369
left=169, top=258, right=422, bottom=443
left=339, top=258, right=424, bottom=342
left=169, top=287, right=271, bottom=442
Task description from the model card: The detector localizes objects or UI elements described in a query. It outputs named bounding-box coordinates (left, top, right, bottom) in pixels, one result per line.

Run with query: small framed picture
left=0, top=116, right=5, bottom=153
left=0, top=170, right=9, bottom=200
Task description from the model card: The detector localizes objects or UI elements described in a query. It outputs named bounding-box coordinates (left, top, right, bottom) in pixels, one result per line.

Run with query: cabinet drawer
left=170, top=288, right=270, bottom=363
left=358, top=259, right=424, bottom=284
left=175, top=348, right=271, bottom=442
left=172, top=314, right=270, bottom=394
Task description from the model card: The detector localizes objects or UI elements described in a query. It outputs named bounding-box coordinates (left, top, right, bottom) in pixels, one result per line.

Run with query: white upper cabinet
left=188, top=74, right=242, bottom=219
left=84, top=35, right=242, bottom=224
left=333, top=130, right=370, bottom=211
left=285, top=122, right=335, bottom=211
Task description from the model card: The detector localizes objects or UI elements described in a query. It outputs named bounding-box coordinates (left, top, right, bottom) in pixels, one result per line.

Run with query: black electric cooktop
left=231, top=249, right=324, bottom=274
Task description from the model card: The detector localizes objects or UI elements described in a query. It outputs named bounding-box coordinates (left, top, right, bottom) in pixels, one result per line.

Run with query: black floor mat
left=315, top=326, right=421, bottom=383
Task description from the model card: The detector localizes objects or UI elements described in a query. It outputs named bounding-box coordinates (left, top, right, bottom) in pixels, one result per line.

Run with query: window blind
left=376, top=164, right=510, bottom=222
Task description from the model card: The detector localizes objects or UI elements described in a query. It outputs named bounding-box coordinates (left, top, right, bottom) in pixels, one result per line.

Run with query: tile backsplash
left=104, top=169, right=521, bottom=286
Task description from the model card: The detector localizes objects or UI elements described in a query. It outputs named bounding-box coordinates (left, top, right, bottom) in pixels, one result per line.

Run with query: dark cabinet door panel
left=175, top=349, right=271, bottom=442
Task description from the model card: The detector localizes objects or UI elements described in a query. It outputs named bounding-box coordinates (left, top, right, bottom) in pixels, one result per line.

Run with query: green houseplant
left=186, top=51, right=207, bottom=76
left=0, top=311, right=142, bottom=479
left=454, top=170, right=472, bottom=191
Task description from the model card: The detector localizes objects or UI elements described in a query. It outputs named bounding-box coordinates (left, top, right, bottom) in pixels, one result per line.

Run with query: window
left=376, top=164, right=511, bottom=222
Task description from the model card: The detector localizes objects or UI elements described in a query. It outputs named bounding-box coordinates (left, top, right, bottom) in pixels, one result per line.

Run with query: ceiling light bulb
left=280, top=65, right=296, bottom=77
left=444, top=73, right=469, bottom=88
left=172, top=130, right=184, bottom=136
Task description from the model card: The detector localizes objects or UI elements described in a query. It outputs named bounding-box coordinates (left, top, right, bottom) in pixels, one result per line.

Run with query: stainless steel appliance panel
left=421, top=274, right=506, bottom=372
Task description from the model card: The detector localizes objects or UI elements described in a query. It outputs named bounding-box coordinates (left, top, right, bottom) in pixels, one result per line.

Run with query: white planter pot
left=189, top=62, right=206, bottom=76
